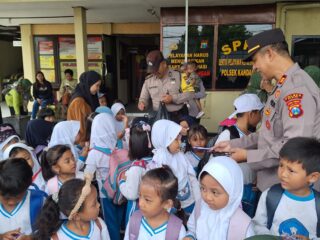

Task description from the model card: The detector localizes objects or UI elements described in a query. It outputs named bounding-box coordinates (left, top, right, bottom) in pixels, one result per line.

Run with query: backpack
left=266, top=183, right=320, bottom=237
left=51, top=218, right=102, bottom=240
left=0, top=123, right=18, bottom=143
left=128, top=210, right=182, bottom=240
left=91, top=146, right=131, bottom=205
left=193, top=200, right=251, bottom=240
left=29, top=189, right=47, bottom=232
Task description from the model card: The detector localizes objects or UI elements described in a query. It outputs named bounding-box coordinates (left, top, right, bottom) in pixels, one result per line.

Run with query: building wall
left=200, top=91, right=242, bottom=132
left=0, top=40, right=23, bottom=80
left=276, top=2, right=320, bottom=51
left=276, top=2, right=320, bottom=52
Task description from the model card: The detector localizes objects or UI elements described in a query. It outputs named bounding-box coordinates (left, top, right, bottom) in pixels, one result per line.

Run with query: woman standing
left=31, top=71, right=54, bottom=119
left=67, top=70, right=101, bottom=144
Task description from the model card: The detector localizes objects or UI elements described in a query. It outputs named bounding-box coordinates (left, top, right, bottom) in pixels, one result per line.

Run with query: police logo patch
left=266, top=120, right=271, bottom=130
left=284, top=93, right=304, bottom=118
left=264, top=108, right=271, bottom=116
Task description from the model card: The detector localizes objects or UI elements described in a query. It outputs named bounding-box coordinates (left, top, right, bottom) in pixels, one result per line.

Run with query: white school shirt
left=186, top=200, right=254, bottom=240
left=124, top=216, right=186, bottom=240
left=32, top=170, right=46, bottom=191
left=184, top=151, right=201, bottom=172
left=253, top=188, right=318, bottom=239
left=119, top=158, right=152, bottom=200
left=215, top=127, right=256, bottom=185
left=85, top=113, right=117, bottom=198
left=53, top=217, right=110, bottom=240
left=44, top=171, right=84, bottom=195
left=0, top=191, right=38, bottom=235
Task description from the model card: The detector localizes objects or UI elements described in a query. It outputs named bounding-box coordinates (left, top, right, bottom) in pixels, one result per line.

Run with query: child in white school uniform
left=119, top=120, right=153, bottom=224
left=111, top=102, right=129, bottom=149
left=33, top=175, right=110, bottom=240
left=124, top=166, right=187, bottom=240
left=48, top=120, right=89, bottom=170
left=184, top=156, right=254, bottom=240
left=214, top=93, right=263, bottom=184
left=184, top=124, right=208, bottom=174
left=253, top=137, right=320, bottom=239
left=0, top=158, right=46, bottom=238
left=84, top=112, right=125, bottom=240
left=3, top=142, right=46, bottom=191
left=41, top=145, right=84, bottom=195
left=148, top=119, right=200, bottom=214
left=0, top=134, right=20, bottom=160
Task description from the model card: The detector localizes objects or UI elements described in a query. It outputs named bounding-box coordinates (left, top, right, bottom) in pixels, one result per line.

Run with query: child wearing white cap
left=216, top=94, right=264, bottom=183
left=216, top=93, right=264, bottom=148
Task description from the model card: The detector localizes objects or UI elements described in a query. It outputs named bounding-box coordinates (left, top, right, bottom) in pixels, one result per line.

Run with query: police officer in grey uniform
left=138, top=50, right=195, bottom=123
left=215, top=28, right=320, bottom=191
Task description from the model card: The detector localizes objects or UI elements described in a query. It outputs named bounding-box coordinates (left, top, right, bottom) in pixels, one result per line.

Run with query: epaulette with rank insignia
left=145, top=74, right=153, bottom=81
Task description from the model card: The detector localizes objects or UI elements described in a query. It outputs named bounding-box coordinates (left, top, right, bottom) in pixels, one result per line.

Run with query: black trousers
left=168, top=104, right=189, bottom=123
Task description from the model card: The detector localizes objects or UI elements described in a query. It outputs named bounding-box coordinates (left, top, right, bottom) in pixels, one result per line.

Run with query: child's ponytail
left=173, top=198, right=187, bottom=226
left=40, top=150, right=55, bottom=181
left=41, top=145, right=71, bottom=181
left=33, top=178, right=85, bottom=240
left=33, top=195, right=61, bottom=240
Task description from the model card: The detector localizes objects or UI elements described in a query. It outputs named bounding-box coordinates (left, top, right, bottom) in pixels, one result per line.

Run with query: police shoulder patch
left=283, top=93, right=304, bottom=118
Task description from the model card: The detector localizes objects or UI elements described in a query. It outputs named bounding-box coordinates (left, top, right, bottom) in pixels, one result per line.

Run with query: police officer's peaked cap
left=146, top=50, right=165, bottom=74
left=244, top=28, right=286, bottom=62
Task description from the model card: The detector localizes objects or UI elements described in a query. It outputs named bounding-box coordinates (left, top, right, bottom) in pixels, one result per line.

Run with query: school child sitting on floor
left=253, top=137, right=320, bottom=239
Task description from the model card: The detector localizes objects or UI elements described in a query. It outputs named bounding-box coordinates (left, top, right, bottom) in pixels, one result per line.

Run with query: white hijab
left=196, top=156, right=244, bottom=240
left=48, top=121, right=80, bottom=159
left=111, top=103, right=126, bottom=133
left=87, top=113, right=117, bottom=170
left=3, top=142, right=41, bottom=175
left=90, top=113, right=117, bottom=149
left=149, top=119, right=195, bottom=191
left=0, top=135, right=20, bottom=160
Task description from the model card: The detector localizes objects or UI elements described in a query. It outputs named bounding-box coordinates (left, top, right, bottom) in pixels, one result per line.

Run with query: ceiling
left=0, top=0, right=311, bottom=25
left=0, top=0, right=310, bottom=41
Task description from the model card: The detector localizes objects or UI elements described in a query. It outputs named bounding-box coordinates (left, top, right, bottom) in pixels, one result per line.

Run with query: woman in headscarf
left=25, top=108, right=55, bottom=148
left=67, top=70, right=101, bottom=144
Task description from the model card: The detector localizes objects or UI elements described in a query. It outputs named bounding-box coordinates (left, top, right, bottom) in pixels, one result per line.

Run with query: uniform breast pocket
left=271, top=111, right=283, bottom=138
left=148, top=86, right=159, bottom=96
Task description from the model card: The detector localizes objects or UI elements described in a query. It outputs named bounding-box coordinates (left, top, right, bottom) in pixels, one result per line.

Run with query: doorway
left=116, top=35, right=159, bottom=110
